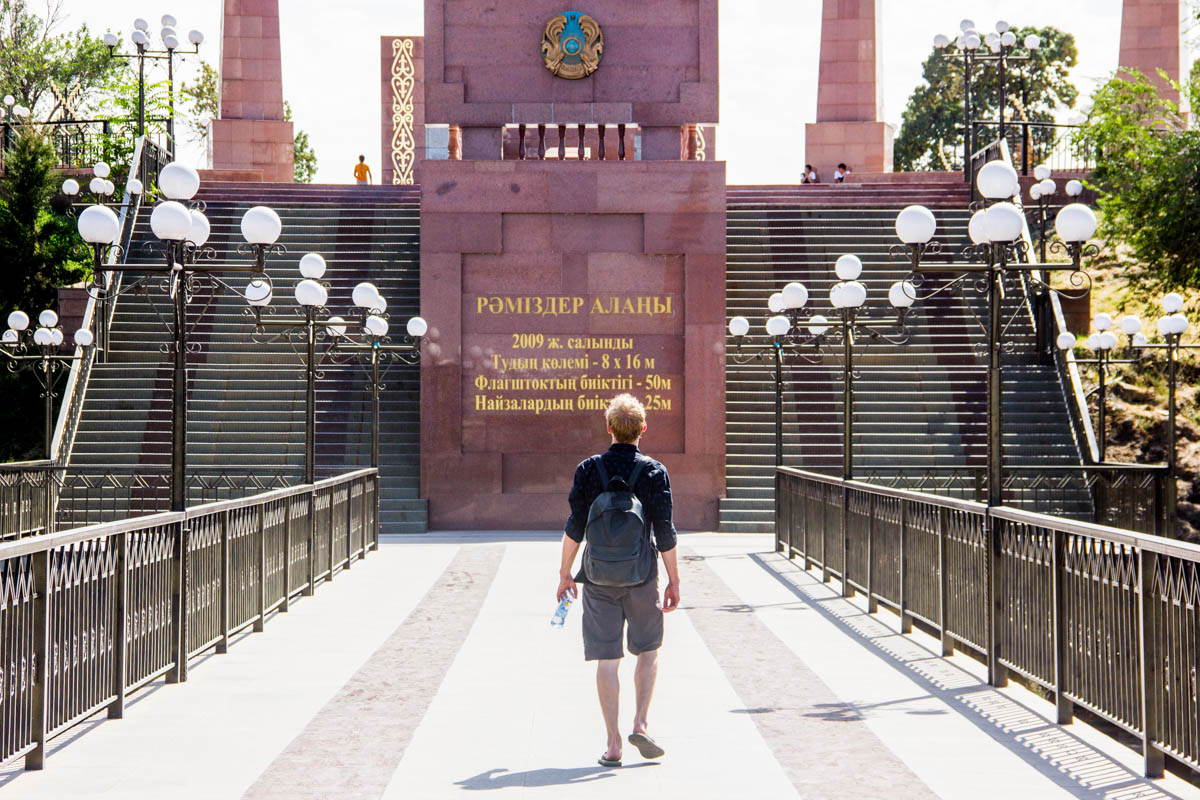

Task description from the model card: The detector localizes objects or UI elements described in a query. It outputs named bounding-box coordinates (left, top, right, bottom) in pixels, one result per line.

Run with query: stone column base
left=804, top=121, right=895, bottom=181
left=208, top=119, right=295, bottom=183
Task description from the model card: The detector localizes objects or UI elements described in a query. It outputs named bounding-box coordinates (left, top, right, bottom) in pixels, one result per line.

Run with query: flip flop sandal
left=628, top=732, right=665, bottom=759
left=598, top=754, right=622, bottom=768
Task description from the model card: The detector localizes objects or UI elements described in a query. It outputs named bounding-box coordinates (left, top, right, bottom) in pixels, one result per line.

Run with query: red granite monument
left=805, top=0, right=893, bottom=179
left=1119, top=0, right=1185, bottom=103
left=208, top=0, right=294, bottom=182
left=419, top=0, right=724, bottom=530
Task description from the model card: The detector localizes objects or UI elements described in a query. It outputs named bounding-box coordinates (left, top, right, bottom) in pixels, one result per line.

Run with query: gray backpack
left=582, top=458, right=654, bottom=587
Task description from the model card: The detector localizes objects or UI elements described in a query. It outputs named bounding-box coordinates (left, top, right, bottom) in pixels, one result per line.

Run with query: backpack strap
left=627, top=458, right=647, bottom=489
left=594, top=456, right=610, bottom=490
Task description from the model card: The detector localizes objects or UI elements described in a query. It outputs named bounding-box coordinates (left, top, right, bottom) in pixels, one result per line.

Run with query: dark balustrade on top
left=775, top=466, right=1200, bottom=778
left=511, top=123, right=631, bottom=161
left=0, top=467, right=378, bottom=772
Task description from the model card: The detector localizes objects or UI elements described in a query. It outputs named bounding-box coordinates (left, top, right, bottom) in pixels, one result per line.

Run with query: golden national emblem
left=541, top=12, right=603, bottom=80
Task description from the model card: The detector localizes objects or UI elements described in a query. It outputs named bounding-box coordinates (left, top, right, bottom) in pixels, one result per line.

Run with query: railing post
left=217, top=510, right=230, bottom=653
left=108, top=531, right=128, bottom=719
left=802, top=480, right=812, bottom=570
left=44, top=469, right=54, bottom=536
left=281, top=500, right=292, bottom=612
left=866, top=493, right=877, bottom=613
left=167, top=518, right=188, bottom=683
left=1138, top=547, right=1165, bottom=777
left=16, top=478, right=23, bottom=538
left=938, top=506, right=953, bottom=656
left=254, top=503, right=266, bottom=631
left=25, top=549, right=50, bottom=770
left=774, top=471, right=784, bottom=554
left=1051, top=528, right=1073, bottom=724
left=344, top=482, right=353, bottom=569
left=327, top=488, right=335, bottom=581
left=821, top=487, right=831, bottom=583
left=987, top=515, right=1007, bottom=687
left=372, top=472, right=381, bottom=550
left=841, top=485, right=852, bottom=597
left=899, top=499, right=912, bottom=634
left=305, top=488, right=316, bottom=596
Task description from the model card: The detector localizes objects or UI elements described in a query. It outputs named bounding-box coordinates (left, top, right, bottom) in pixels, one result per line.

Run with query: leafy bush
left=1075, top=67, right=1200, bottom=290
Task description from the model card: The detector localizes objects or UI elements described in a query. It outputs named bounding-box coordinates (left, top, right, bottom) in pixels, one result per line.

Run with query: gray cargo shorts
left=581, top=576, right=663, bottom=661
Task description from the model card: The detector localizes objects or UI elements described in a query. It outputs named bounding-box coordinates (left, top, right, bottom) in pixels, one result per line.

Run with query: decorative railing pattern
left=776, top=466, right=1199, bottom=777
left=853, top=464, right=1167, bottom=536
left=0, top=462, right=57, bottom=538
left=0, top=467, right=377, bottom=770
left=0, top=467, right=317, bottom=540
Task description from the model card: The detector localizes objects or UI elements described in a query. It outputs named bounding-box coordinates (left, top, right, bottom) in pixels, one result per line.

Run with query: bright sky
left=63, top=1, right=1193, bottom=184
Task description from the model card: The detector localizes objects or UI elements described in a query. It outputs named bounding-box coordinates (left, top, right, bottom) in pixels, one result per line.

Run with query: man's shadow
left=455, top=763, right=657, bottom=790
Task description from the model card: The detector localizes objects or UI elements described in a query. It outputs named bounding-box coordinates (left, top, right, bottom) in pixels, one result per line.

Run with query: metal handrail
left=49, top=135, right=152, bottom=466
left=776, top=466, right=1192, bottom=777
left=0, top=467, right=379, bottom=771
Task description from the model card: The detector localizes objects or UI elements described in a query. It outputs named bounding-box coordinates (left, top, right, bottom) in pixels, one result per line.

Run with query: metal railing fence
left=853, top=464, right=1168, bottom=536
left=0, top=466, right=318, bottom=541
left=968, top=120, right=1092, bottom=178
left=776, top=466, right=1196, bottom=777
left=0, top=467, right=378, bottom=771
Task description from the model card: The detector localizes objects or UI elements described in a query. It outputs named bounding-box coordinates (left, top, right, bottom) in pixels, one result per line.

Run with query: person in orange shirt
left=353, top=155, right=372, bottom=185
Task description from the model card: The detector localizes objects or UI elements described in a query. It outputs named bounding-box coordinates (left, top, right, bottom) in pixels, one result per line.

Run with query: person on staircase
left=353, top=155, right=373, bottom=185
left=557, top=393, right=681, bottom=769
left=834, top=163, right=851, bottom=183
left=802, top=164, right=819, bottom=184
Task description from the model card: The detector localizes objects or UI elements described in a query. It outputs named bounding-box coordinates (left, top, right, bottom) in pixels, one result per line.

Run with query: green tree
left=180, top=61, right=217, bottom=143
left=0, top=0, right=121, bottom=118
left=894, top=26, right=1079, bottom=171
left=0, top=124, right=87, bottom=314
left=286, top=101, right=317, bottom=183
left=0, top=124, right=89, bottom=461
left=1075, top=67, right=1200, bottom=289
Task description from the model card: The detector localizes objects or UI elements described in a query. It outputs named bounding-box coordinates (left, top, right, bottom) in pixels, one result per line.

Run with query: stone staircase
left=67, top=183, right=426, bottom=533
left=720, top=182, right=1085, bottom=532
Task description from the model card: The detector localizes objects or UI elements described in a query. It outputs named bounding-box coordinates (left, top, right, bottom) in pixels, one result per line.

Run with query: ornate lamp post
left=934, top=20, right=1041, bottom=183
left=62, top=161, right=144, bottom=358
left=103, top=15, right=204, bottom=151
left=249, top=271, right=427, bottom=480
left=727, top=257, right=914, bottom=475
left=1024, top=168, right=1085, bottom=264
left=330, top=283, right=426, bottom=470
left=894, top=160, right=1097, bottom=507
left=1066, top=295, right=1199, bottom=532
left=1, top=308, right=96, bottom=460
left=82, top=162, right=284, bottom=511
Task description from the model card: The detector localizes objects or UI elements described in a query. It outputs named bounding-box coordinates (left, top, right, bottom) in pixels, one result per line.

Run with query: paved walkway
left=3, top=533, right=1199, bottom=799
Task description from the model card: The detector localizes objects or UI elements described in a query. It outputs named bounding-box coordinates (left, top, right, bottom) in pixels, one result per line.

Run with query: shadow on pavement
left=455, top=763, right=657, bottom=790
left=748, top=551, right=1194, bottom=800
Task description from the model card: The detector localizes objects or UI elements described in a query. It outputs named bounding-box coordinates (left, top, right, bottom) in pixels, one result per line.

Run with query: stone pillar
left=380, top=36, right=425, bottom=184
left=208, top=0, right=294, bottom=183
left=804, top=0, right=894, bottom=178
left=1119, top=0, right=1184, bottom=104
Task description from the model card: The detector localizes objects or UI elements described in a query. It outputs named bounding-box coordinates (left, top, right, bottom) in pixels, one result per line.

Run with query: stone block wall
left=419, top=159, right=726, bottom=530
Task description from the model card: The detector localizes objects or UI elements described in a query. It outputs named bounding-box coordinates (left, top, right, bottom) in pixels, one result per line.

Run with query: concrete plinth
left=208, top=119, right=295, bottom=184
left=804, top=120, right=895, bottom=178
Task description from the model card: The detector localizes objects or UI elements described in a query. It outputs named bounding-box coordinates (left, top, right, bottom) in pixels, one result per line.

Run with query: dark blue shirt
left=564, top=443, right=678, bottom=560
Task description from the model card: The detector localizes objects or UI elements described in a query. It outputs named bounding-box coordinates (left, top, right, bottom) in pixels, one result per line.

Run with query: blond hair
left=606, top=394, right=646, bottom=443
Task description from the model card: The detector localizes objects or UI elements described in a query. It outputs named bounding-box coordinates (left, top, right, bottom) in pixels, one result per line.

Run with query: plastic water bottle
left=551, top=588, right=575, bottom=629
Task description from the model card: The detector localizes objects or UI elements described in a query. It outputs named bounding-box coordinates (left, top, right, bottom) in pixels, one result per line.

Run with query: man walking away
left=557, top=393, right=681, bottom=768
left=353, top=155, right=372, bottom=185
